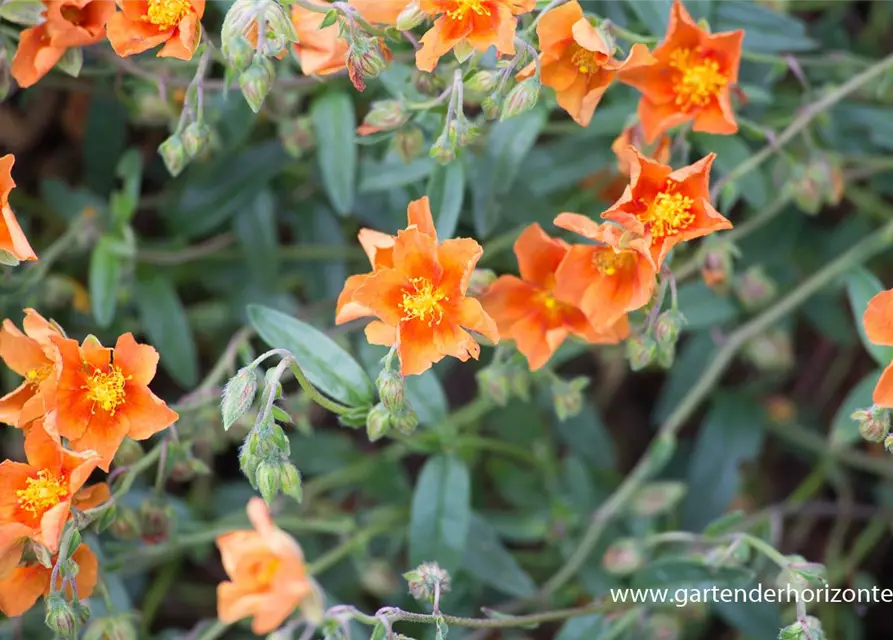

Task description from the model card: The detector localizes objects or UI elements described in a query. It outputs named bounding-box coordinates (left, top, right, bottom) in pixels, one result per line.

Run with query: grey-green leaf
left=463, top=514, right=536, bottom=598
left=428, top=161, right=466, bottom=239
left=89, top=236, right=122, bottom=328
left=134, top=276, right=199, bottom=387
left=311, top=91, right=357, bottom=216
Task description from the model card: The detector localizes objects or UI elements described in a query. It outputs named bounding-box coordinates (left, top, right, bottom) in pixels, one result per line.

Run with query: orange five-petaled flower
left=291, top=0, right=349, bottom=76
left=602, top=148, right=731, bottom=268
left=0, top=543, right=97, bottom=617
left=106, top=0, right=205, bottom=61
left=336, top=197, right=499, bottom=376
left=416, top=0, right=535, bottom=73
left=519, top=0, right=653, bottom=127
left=47, top=333, right=179, bottom=470
left=481, top=224, right=628, bottom=370
left=618, top=0, right=743, bottom=142
left=217, top=498, right=319, bottom=635
left=863, top=289, right=893, bottom=408
left=0, top=155, right=37, bottom=264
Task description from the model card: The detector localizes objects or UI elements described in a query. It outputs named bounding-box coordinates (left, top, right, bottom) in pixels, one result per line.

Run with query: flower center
left=669, top=48, right=726, bottom=111
left=247, top=557, right=281, bottom=587
left=594, top=249, right=635, bottom=276
left=401, top=277, right=449, bottom=326
left=142, top=0, right=191, bottom=30
left=17, top=470, right=68, bottom=517
left=570, top=45, right=602, bottom=75
left=640, top=184, right=695, bottom=239
left=25, top=364, right=52, bottom=388
left=446, top=0, right=491, bottom=20
left=82, top=364, right=130, bottom=415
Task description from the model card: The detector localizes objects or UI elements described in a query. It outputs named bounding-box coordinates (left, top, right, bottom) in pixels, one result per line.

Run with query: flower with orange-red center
left=291, top=0, right=349, bottom=76
left=416, top=0, right=535, bottom=73
left=0, top=155, right=37, bottom=264
left=106, top=0, right=205, bottom=61
left=602, top=147, right=731, bottom=268
left=863, top=289, right=893, bottom=408
left=217, top=498, right=320, bottom=635
left=480, top=224, right=628, bottom=370
left=0, top=424, right=100, bottom=569
left=617, top=0, right=743, bottom=142
left=46, top=332, right=179, bottom=470
left=0, top=543, right=97, bottom=617
left=552, top=215, right=658, bottom=330
left=0, top=309, right=63, bottom=429
left=337, top=196, right=499, bottom=375
left=517, top=1, right=653, bottom=126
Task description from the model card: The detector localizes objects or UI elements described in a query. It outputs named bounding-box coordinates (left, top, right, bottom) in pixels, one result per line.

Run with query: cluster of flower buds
left=366, top=367, right=419, bottom=441
left=83, top=614, right=139, bottom=640
left=699, top=239, right=739, bottom=293
left=734, top=266, right=778, bottom=312
left=787, top=154, right=845, bottom=215
left=430, top=77, right=481, bottom=165
left=852, top=404, right=892, bottom=445
left=549, top=375, right=589, bottom=422
left=403, top=562, right=452, bottom=605
left=239, top=415, right=303, bottom=504
left=627, top=309, right=688, bottom=371
left=476, top=355, right=531, bottom=408
left=779, top=616, right=826, bottom=640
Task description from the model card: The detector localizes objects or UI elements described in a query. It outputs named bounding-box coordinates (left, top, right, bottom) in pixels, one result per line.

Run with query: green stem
left=111, top=444, right=164, bottom=501
left=308, top=512, right=405, bottom=575
left=192, top=619, right=231, bottom=640
left=287, top=361, right=355, bottom=416
left=828, top=516, right=888, bottom=584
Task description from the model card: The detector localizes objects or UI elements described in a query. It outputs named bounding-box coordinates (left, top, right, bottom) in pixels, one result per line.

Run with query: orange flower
left=863, top=289, right=893, bottom=407
left=0, top=309, right=63, bottom=429
left=47, top=333, right=179, bottom=470
left=106, top=0, right=205, bottom=61
left=416, top=0, right=535, bottom=73
left=517, top=1, right=652, bottom=126
left=602, top=148, right=731, bottom=268
left=0, top=424, right=100, bottom=555
left=338, top=197, right=499, bottom=375
left=349, top=0, right=411, bottom=24
left=0, top=155, right=37, bottom=263
left=292, top=0, right=348, bottom=76
left=553, top=214, right=657, bottom=329
left=618, top=0, right=743, bottom=142
left=0, top=543, right=97, bottom=618
left=217, top=498, right=317, bottom=635
left=581, top=123, right=672, bottom=203
left=481, top=224, right=628, bottom=370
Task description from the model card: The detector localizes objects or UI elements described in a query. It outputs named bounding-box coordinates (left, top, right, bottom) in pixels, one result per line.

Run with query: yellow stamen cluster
left=25, top=364, right=52, bottom=388
left=401, top=277, right=449, bottom=326
left=668, top=48, right=726, bottom=110
left=446, top=0, right=491, bottom=20
left=571, top=46, right=601, bottom=75
left=142, top=0, right=191, bottom=30
left=641, top=184, right=695, bottom=238
left=594, top=249, right=634, bottom=276
left=83, top=364, right=130, bottom=414
left=248, top=556, right=282, bottom=587
left=17, top=469, right=68, bottom=517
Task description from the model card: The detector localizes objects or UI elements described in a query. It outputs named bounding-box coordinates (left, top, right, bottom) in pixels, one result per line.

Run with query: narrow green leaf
left=368, top=623, right=386, bottom=640
left=846, top=267, right=893, bottom=368
left=89, top=236, right=121, bottom=328
left=554, top=402, right=615, bottom=470
left=409, top=455, right=471, bottom=574
left=555, top=615, right=610, bottom=640
left=428, top=161, right=466, bottom=239
left=463, top=514, right=536, bottom=598
left=677, top=281, right=740, bottom=331
left=311, top=91, right=357, bottom=216
left=359, top=158, right=435, bottom=193
left=134, top=276, right=199, bottom=387
left=622, top=0, right=670, bottom=35
left=702, top=510, right=746, bottom=538
left=247, top=305, right=374, bottom=406
left=405, top=370, right=448, bottom=426
left=234, top=190, right=279, bottom=286
left=631, top=558, right=755, bottom=591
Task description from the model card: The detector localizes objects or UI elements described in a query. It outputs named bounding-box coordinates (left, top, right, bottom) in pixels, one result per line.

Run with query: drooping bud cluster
left=403, top=562, right=452, bottom=605
left=239, top=415, right=302, bottom=504
left=550, top=375, right=589, bottom=422
left=366, top=359, right=419, bottom=442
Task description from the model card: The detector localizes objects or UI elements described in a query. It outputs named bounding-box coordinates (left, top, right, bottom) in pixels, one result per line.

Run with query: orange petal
left=691, top=90, right=738, bottom=136
left=536, top=0, right=582, bottom=53
left=873, top=363, right=893, bottom=408
left=397, top=320, right=441, bottom=376
left=437, top=237, right=482, bottom=296
left=113, top=333, right=159, bottom=386
left=864, top=290, right=893, bottom=347
left=0, top=563, right=48, bottom=617
left=571, top=16, right=610, bottom=56
left=514, top=224, right=568, bottom=288
left=365, top=320, right=396, bottom=346
left=349, top=0, right=409, bottom=24
left=393, top=227, right=442, bottom=283
left=336, top=274, right=375, bottom=325
left=105, top=12, right=172, bottom=57
left=416, top=16, right=465, bottom=73
left=479, top=275, right=535, bottom=330
left=357, top=228, right=395, bottom=267
left=353, top=268, right=407, bottom=327
left=637, top=97, right=694, bottom=144
left=456, top=297, right=498, bottom=344
left=407, top=196, right=437, bottom=238
left=1, top=204, right=38, bottom=262
left=122, top=384, right=179, bottom=441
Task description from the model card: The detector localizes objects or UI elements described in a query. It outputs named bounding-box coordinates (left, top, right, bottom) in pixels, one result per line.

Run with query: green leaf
left=428, top=161, right=466, bottom=239
left=715, top=1, right=816, bottom=53
left=692, top=134, right=769, bottom=209
left=677, top=281, right=740, bottom=331
left=631, top=558, right=755, bottom=591
left=359, top=158, right=435, bottom=192
left=554, top=401, right=615, bottom=470
left=89, top=236, right=122, bottom=328
left=0, top=0, right=43, bottom=26
left=55, top=47, right=82, bottom=78
left=409, top=455, right=471, bottom=574
left=845, top=267, right=893, bottom=368
left=311, top=91, right=357, bottom=216
left=714, top=600, right=783, bottom=639
left=83, top=94, right=128, bottom=196
left=405, top=370, right=448, bottom=426
left=702, top=510, right=746, bottom=537
left=247, top=305, right=374, bottom=407
left=623, top=0, right=670, bottom=35
left=831, top=370, right=883, bottom=446
left=555, top=615, right=611, bottom=640
left=134, top=276, right=199, bottom=387
left=110, top=148, right=143, bottom=229
left=654, top=331, right=716, bottom=423
left=462, top=514, right=536, bottom=598
left=234, top=190, right=279, bottom=286
left=320, top=8, right=338, bottom=28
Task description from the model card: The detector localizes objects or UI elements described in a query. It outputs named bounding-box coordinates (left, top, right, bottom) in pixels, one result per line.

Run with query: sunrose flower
left=481, top=224, right=628, bottom=370
left=518, top=0, right=653, bottom=127
left=0, top=543, right=97, bottom=618
left=0, top=308, right=63, bottom=429
left=47, top=333, right=179, bottom=470
left=217, top=498, right=320, bottom=635
left=863, top=289, right=893, bottom=407
left=552, top=215, right=658, bottom=329
left=291, top=0, right=349, bottom=76
left=617, top=0, right=743, bottom=142
left=0, top=424, right=100, bottom=555
left=0, top=155, right=37, bottom=264
left=581, top=124, right=672, bottom=203
left=337, top=197, right=498, bottom=375
left=602, top=148, right=731, bottom=268
left=106, top=0, right=205, bottom=61
left=416, top=0, right=536, bottom=73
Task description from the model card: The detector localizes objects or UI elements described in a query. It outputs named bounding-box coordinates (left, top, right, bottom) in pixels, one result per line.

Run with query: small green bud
left=429, top=130, right=456, bottom=164
left=391, top=126, right=425, bottom=163
left=734, top=265, right=778, bottom=311
left=347, top=38, right=389, bottom=91
left=270, top=422, right=291, bottom=455
left=630, top=481, right=687, bottom=517
left=45, top=594, right=77, bottom=638
left=280, top=463, right=303, bottom=502
left=222, top=367, right=259, bottom=432
left=256, top=459, right=283, bottom=504
left=95, top=504, right=118, bottom=534
left=395, top=0, right=424, bottom=30
left=404, top=562, right=451, bottom=604
left=139, top=497, right=174, bottom=544
left=279, top=116, right=315, bottom=159
left=366, top=403, right=391, bottom=442
left=109, top=507, right=141, bottom=540
left=239, top=445, right=260, bottom=489
left=476, top=366, right=511, bottom=407
left=500, top=77, right=540, bottom=121
left=158, top=134, right=189, bottom=177
left=778, top=616, right=824, bottom=640
left=551, top=376, right=588, bottom=422
left=742, top=329, right=794, bottom=373
left=885, top=433, right=893, bottom=453
left=852, top=405, right=891, bottom=443
left=646, top=613, right=681, bottom=640
left=112, top=437, right=144, bottom=468
left=627, top=333, right=657, bottom=371
left=391, top=406, right=419, bottom=435
left=466, top=70, right=500, bottom=95
left=240, top=58, right=275, bottom=113
left=787, top=560, right=827, bottom=585
left=653, top=310, right=686, bottom=348
left=467, top=268, right=497, bottom=297
left=222, top=34, right=254, bottom=71
left=481, top=94, right=502, bottom=120
left=363, top=99, right=409, bottom=132
left=507, top=365, right=531, bottom=403
left=602, top=538, right=645, bottom=575
left=181, top=121, right=212, bottom=158
left=377, top=368, right=406, bottom=413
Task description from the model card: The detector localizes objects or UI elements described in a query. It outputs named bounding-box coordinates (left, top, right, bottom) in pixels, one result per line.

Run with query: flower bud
left=742, top=330, right=794, bottom=373
left=256, top=459, right=283, bottom=504
left=602, top=538, right=645, bottom=575
left=139, top=498, right=174, bottom=544
left=270, top=423, right=291, bottom=455
left=240, top=58, right=275, bottom=113
left=84, top=615, right=138, bottom=640
left=627, top=333, right=657, bottom=371
left=181, top=121, right=213, bottom=158
left=852, top=405, right=891, bottom=443
left=363, top=100, right=409, bottom=132
left=280, top=116, right=315, bottom=159
left=395, top=0, right=425, bottom=30
left=391, top=406, right=419, bottom=436
left=158, top=134, right=189, bottom=177
left=467, top=269, right=497, bottom=297
left=734, top=266, right=777, bottom=311
left=631, top=481, right=687, bottom=517
left=108, top=507, right=141, bottom=540
left=481, top=94, right=502, bottom=120
left=391, top=126, right=425, bottom=163
left=653, top=310, right=686, bottom=348
left=361, top=560, right=400, bottom=597
left=222, top=34, right=254, bottom=71
left=507, top=365, right=531, bottom=403
left=429, top=130, right=456, bottom=164
left=551, top=376, right=588, bottom=422
left=281, top=462, right=303, bottom=502
left=366, top=403, right=391, bottom=442
left=700, top=243, right=736, bottom=293
left=45, top=594, right=77, bottom=638
left=222, top=367, right=259, bottom=432
left=347, top=38, right=390, bottom=92
left=377, top=368, right=406, bottom=413
left=646, top=613, right=681, bottom=640
left=112, top=437, right=144, bottom=468
left=404, top=562, right=452, bottom=604
left=779, top=616, right=825, bottom=640
left=476, top=366, right=511, bottom=407
left=500, top=77, right=540, bottom=121
left=466, top=70, right=500, bottom=95
left=885, top=433, right=893, bottom=453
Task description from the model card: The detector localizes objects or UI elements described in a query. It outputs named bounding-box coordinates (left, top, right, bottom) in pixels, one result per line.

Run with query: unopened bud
left=551, top=376, right=588, bottom=422
left=778, top=616, right=824, bottom=640
left=182, top=121, right=212, bottom=158
left=222, top=34, right=254, bottom=71
left=112, top=437, right=144, bottom=468
left=852, top=405, right=891, bottom=443
left=109, top=507, right=141, bottom=540
left=395, top=0, right=424, bottom=30
left=158, top=134, right=188, bottom=177
left=654, top=310, right=686, bottom=347
left=377, top=368, right=406, bottom=412
left=45, top=594, right=77, bottom=638
left=734, top=266, right=777, bottom=311
left=631, top=481, right=687, bottom=517
left=646, top=613, right=681, bottom=640
left=507, top=365, right=531, bottom=402
left=280, top=116, right=315, bottom=159
left=404, top=562, right=452, bottom=604
left=500, top=77, right=540, bottom=121
left=366, top=403, right=391, bottom=442
left=429, top=130, right=456, bottom=164
left=281, top=463, right=303, bottom=502
left=347, top=38, right=390, bottom=92
left=361, top=560, right=400, bottom=597
left=240, top=58, right=275, bottom=113
left=742, top=330, right=794, bottom=373
left=363, top=100, right=409, bottom=132
left=466, top=70, right=500, bottom=95
left=256, top=459, right=283, bottom=504
left=602, top=538, right=645, bottom=575
left=139, top=497, right=174, bottom=544
left=84, top=615, right=138, bottom=640
left=476, top=366, right=510, bottom=407
left=481, top=95, right=502, bottom=120
left=270, top=423, right=291, bottom=455
left=467, top=269, right=497, bottom=297
left=222, top=367, right=259, bottom=431
left=627, top=333, right=657, bottom=371
left=700, top=244, right=735, bottom=293
left=391, top=406, right=419, bottom=435
left=391, top=126, right=425, bottom=163
left=885, top=433, right=893, bottom=453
